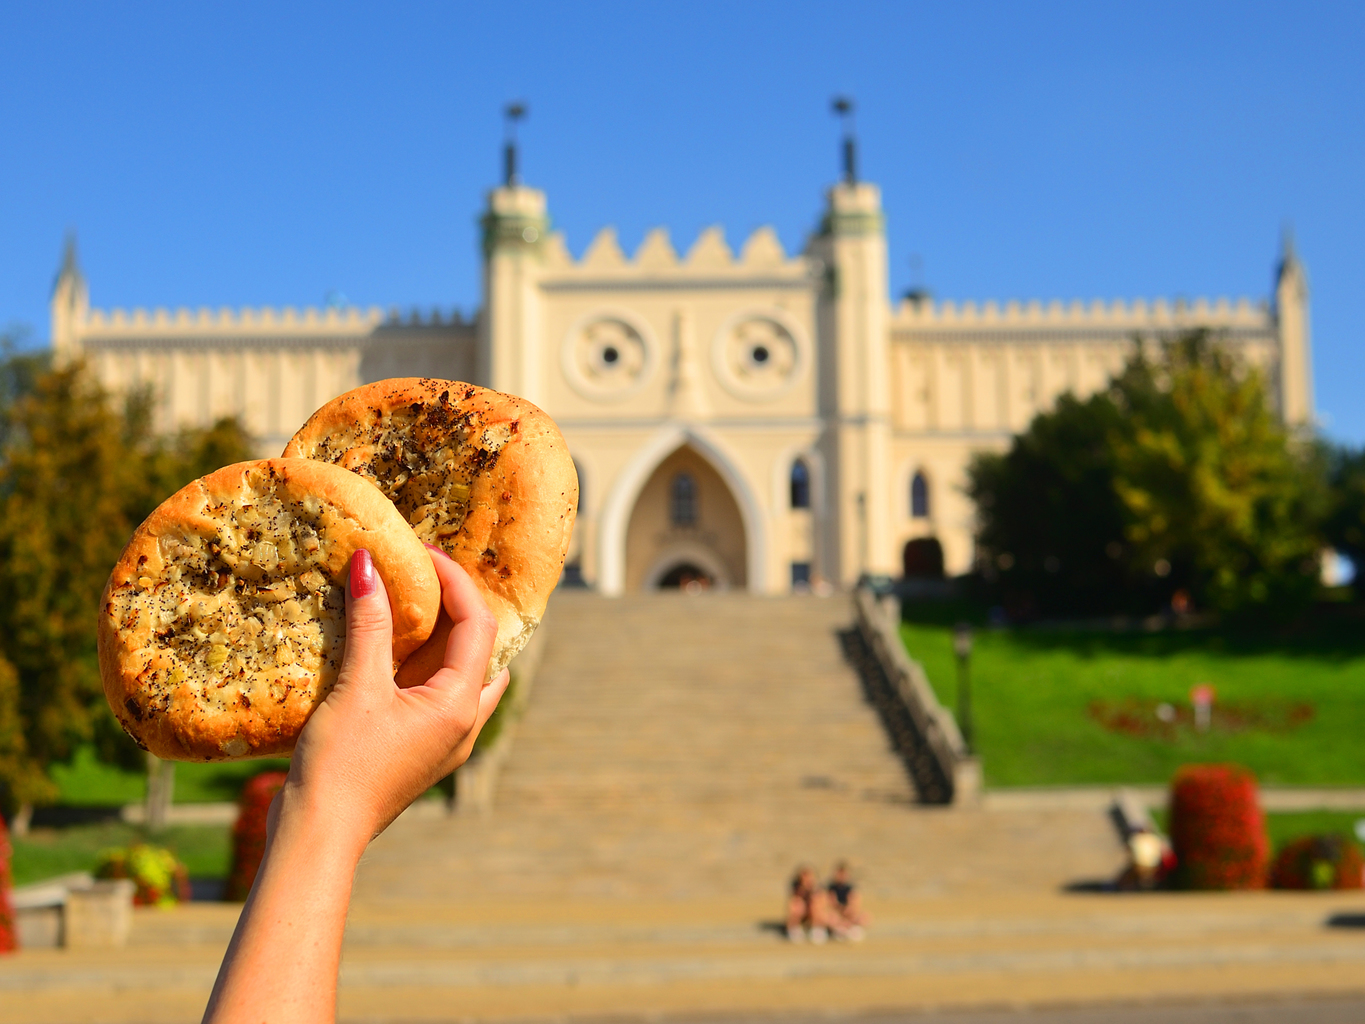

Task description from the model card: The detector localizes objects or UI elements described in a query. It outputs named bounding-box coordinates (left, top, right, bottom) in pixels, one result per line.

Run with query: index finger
left=424, top=545, right=500, bottom=686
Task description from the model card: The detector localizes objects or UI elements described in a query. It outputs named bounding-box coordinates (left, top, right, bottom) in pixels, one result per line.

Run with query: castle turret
left=811, top=180, right=895, bottom=584
left=50, top=234, right=88, bottom=363
left=1274, top=234, right=1314, bottom=428
left=479, top=185, right=549, bottom=400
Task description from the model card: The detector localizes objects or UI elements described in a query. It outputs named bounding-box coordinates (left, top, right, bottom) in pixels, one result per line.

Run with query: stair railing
left=454, top=619, right=549, bottom=816
left=852, top=587, right=981, bottom=805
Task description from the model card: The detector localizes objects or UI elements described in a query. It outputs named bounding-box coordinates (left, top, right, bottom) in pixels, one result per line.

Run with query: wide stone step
left=494, top=593, right=911, bottom=816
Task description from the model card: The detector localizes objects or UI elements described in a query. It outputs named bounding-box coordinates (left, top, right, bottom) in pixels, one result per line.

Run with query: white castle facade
left=51, top=174, right=1313, bottom=595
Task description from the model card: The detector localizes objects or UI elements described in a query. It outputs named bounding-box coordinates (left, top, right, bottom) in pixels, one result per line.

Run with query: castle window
left=790, top=459, right=810, bottom=509
left=670, top=472, right=698, bottom=527
left=911, top=471, right=930, bottom=519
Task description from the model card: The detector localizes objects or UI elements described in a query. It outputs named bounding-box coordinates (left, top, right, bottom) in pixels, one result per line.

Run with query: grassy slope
left=900, top=616, right=1365, bottom=788
left=45, top=663, right=525, bottom=807
left=1146, top=809, right=1364, bottom=852
left=10, top=822, right=230, bottom=886
left=50, top=747, right=291, bottom=806
left=1263, top=810, right=1365, bottom=849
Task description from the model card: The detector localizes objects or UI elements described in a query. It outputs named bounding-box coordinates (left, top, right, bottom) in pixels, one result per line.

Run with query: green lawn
left=1263, top=811, right=1365, bottom=850
left=10, top=822, right=231, bottom=887
left=1146, top=809, right=1365, bottom=854
left=44, top=666, right=523, bottom=808
left=50, top=746, right=291, bottom=806
left=899, top=611, right=1365, bottom=788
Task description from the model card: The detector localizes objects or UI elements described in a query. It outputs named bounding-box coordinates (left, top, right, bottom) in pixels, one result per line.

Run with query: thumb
left=338, top=548, right=395, bottom=686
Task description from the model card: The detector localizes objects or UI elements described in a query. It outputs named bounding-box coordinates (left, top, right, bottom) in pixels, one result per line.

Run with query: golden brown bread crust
left=97, top=459, right=440, bottom=761
left=283, top=379, right=577, bottom=679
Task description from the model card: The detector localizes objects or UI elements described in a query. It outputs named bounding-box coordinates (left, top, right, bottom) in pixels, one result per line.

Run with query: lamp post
left=953, top=622, right=974, bottom=753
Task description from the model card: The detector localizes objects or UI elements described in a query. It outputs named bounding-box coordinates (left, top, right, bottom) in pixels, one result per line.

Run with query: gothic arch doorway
left=625, top=445, right=748, bottom=592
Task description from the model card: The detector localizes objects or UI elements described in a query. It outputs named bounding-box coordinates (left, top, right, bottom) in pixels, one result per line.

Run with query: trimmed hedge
left=225, top=771, right=287, bottom=902
left=1169, top=763, right=1268, bottom=890
left=1270, top=834, right=1365, bottom=890
left=0, top=815, right=14, bottom=953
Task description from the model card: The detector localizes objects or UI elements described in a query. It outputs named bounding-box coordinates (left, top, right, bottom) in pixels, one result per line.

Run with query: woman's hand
left=203, top=545, right=510, bottom=1024
left=283, top=544, right=510, bottom=843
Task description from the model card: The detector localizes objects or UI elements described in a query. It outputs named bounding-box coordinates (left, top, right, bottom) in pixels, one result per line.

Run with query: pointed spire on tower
left=1274, top=223, right=1308, bottom=310
left=1277, top=223, right=1301, bottom=282
left=54, top=231, right=84, bottom=294
left=51, top=231, right=89, bottom=361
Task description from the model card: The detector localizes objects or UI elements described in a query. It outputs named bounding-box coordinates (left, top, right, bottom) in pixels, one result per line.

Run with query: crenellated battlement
left=891, top=294, right=1272, bottom=332
left=540, top=223, right=807, bottom=277
left=48, top=174, right=1310, bottom=594
left=76, top=304, right=471, bottom=337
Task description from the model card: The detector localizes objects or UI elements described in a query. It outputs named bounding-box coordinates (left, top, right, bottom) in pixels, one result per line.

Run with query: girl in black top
left=826, top=861, right=866, bottom=940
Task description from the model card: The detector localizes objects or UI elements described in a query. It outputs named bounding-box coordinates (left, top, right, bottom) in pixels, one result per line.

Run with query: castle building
left=50, top=170, right=1313, bottom=595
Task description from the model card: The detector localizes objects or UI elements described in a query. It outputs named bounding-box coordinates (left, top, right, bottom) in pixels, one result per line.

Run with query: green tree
left=967, top=391, right=1138, bottom=618
left=1324, top=446, right=1365, bottom=598
left=1109, top=333, right=1326, bottom=615
left=0, top=655, right=30, bottom=810
left=0, top=354, right=252, bottom=815
left=969, top=331, right=1326, bottom=620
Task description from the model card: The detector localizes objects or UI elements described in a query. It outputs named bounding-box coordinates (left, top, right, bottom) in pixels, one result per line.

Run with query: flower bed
left=226, top=770, right=287, bottom=901
left=1270, top=834, right=1365, bottom=890
left=1089, top=697, right=1314, bottom=741
left=1168, top=763, right=1268, bottom=890
left=95, top=844, right=191, bottom=906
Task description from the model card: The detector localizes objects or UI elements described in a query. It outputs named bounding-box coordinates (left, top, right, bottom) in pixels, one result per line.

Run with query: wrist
left=269, top=780, right=373, bottom=866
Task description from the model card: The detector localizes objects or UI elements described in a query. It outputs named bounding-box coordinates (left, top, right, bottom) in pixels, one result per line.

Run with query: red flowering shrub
left=1168, top=763, right=1268, bottom=890
left=0, top=815, right=15, bottom=953
left=225, top=771, right=287, bottom=901
left=1270, top=835, right=1365, bottom=890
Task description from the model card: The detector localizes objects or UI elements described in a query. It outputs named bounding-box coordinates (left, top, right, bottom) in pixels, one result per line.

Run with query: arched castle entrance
left=624, top=446, right=748, bottom=592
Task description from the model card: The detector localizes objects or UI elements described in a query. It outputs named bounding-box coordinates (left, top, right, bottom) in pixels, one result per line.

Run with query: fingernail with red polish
left=350, top=549, right=377, bottom=599
left=424, top=543, right=447, bottom=559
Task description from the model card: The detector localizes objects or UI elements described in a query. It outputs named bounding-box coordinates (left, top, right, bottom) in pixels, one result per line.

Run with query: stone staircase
left=350, top=592, right=1117, bottom=904
left=497, top=591, right=914, bottom=811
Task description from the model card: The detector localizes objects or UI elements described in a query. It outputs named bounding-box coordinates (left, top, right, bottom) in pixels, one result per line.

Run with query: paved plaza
left=3, top=594, right=1364, bottom=1022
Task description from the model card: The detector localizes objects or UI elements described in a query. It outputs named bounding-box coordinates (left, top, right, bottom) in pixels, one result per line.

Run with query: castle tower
left=50, top=233, right=88, bottom=363
left=479, top=185, right=550, bottom=400
left=1274, top=234, right=1314, bottom=428
left=810, top=181, right=895, bottom=584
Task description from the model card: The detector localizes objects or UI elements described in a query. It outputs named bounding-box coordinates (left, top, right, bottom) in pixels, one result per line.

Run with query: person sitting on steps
left=786, top=865, right=833, bottom=943
left=825, top=861, right=866, bottom=941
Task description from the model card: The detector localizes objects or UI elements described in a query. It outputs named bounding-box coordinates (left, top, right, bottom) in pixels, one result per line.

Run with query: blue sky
left=3, top=2, right=1362, bottom=440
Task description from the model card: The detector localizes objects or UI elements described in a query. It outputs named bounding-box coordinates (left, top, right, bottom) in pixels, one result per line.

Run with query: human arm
left=202, top=545, right=509, bottom=1023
